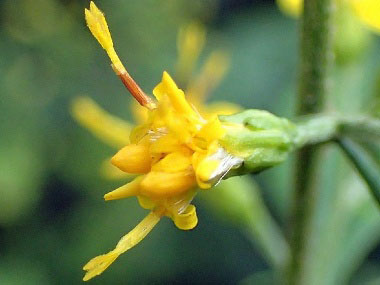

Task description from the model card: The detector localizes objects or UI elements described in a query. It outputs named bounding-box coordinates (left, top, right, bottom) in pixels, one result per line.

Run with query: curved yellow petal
left=83, top=210, right=162, bottom=281
left=171, top=204, right=198, bottom=230
left=71, top=96, right=131, bottom=148
left=351, top=0, right=380, bottom=33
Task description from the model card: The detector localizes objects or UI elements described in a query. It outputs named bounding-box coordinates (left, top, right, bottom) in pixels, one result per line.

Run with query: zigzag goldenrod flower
left=81, top=2, right=243, bottom=281
left=277, top=0, right=380, bottom=33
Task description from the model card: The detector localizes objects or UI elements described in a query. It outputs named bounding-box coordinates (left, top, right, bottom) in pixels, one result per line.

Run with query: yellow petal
left=152, top=152, right=192, bottom=172
left=140, top=171, right=196, bottom=198
left=149, top=134, right=183, bottom=154
left=276, top=0, right=303, bottom=17
left=83, top=210, right=162, bottom=281
left=83, top=252, right=118, bottom=281
left=111, top=144, right=152, bottom=174
left=153, top=72, right=197, bottom=118
left=71, top=96, right=131, bottom=148
left=171, top=204, right=198, bottom=230
left=351, top=0, right=380, bottom=33
left=104, top=176, right=143, bottom=201
left=196, top=116, right=225, bottom=144
left=165, top=112, right=194, bottom=144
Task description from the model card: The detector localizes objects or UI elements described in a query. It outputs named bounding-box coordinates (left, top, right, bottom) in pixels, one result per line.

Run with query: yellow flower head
left=82, top=2, right=242, bottom=281
left=277, top=0, right=380, bottom=34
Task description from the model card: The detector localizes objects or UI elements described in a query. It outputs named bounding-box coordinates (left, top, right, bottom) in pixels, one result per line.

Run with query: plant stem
left=289, top=0, right=334, bottom=284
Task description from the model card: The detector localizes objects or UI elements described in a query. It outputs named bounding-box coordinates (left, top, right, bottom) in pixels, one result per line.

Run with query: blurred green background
left=1, top=0, right=380, bottom=284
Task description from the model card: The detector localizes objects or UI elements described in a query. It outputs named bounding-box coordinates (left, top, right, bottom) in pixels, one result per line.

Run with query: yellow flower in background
left=351, top=0, right=380, bottom=33
left=277, top=0, right=380, bottom=34
left=80, top=2, right=242, bottom=281
left=277, top=0, right=302, bottom=17
left=176, top=21, right=240, bottom=117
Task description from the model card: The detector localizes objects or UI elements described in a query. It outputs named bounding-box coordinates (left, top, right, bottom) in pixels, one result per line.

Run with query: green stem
left=289, top=0, right=334, bottom=284
left=245, top=203, right=291, bottom=273
left=293, top=115, right=380, bottom=148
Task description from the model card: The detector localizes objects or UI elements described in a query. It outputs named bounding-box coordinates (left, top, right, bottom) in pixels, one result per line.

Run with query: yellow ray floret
left=83, top=210, right=163, bottom=281
left=85, top=1, right=125, bottom=72
left=71, top=97, right=131, bottom=148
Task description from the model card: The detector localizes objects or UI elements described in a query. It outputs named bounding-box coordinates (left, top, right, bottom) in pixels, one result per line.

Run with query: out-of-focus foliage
left=1, top=0, right=380, bottom=284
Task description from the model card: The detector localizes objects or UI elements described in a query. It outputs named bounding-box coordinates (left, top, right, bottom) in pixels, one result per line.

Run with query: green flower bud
left=219, top=110, right=297, bottom=175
